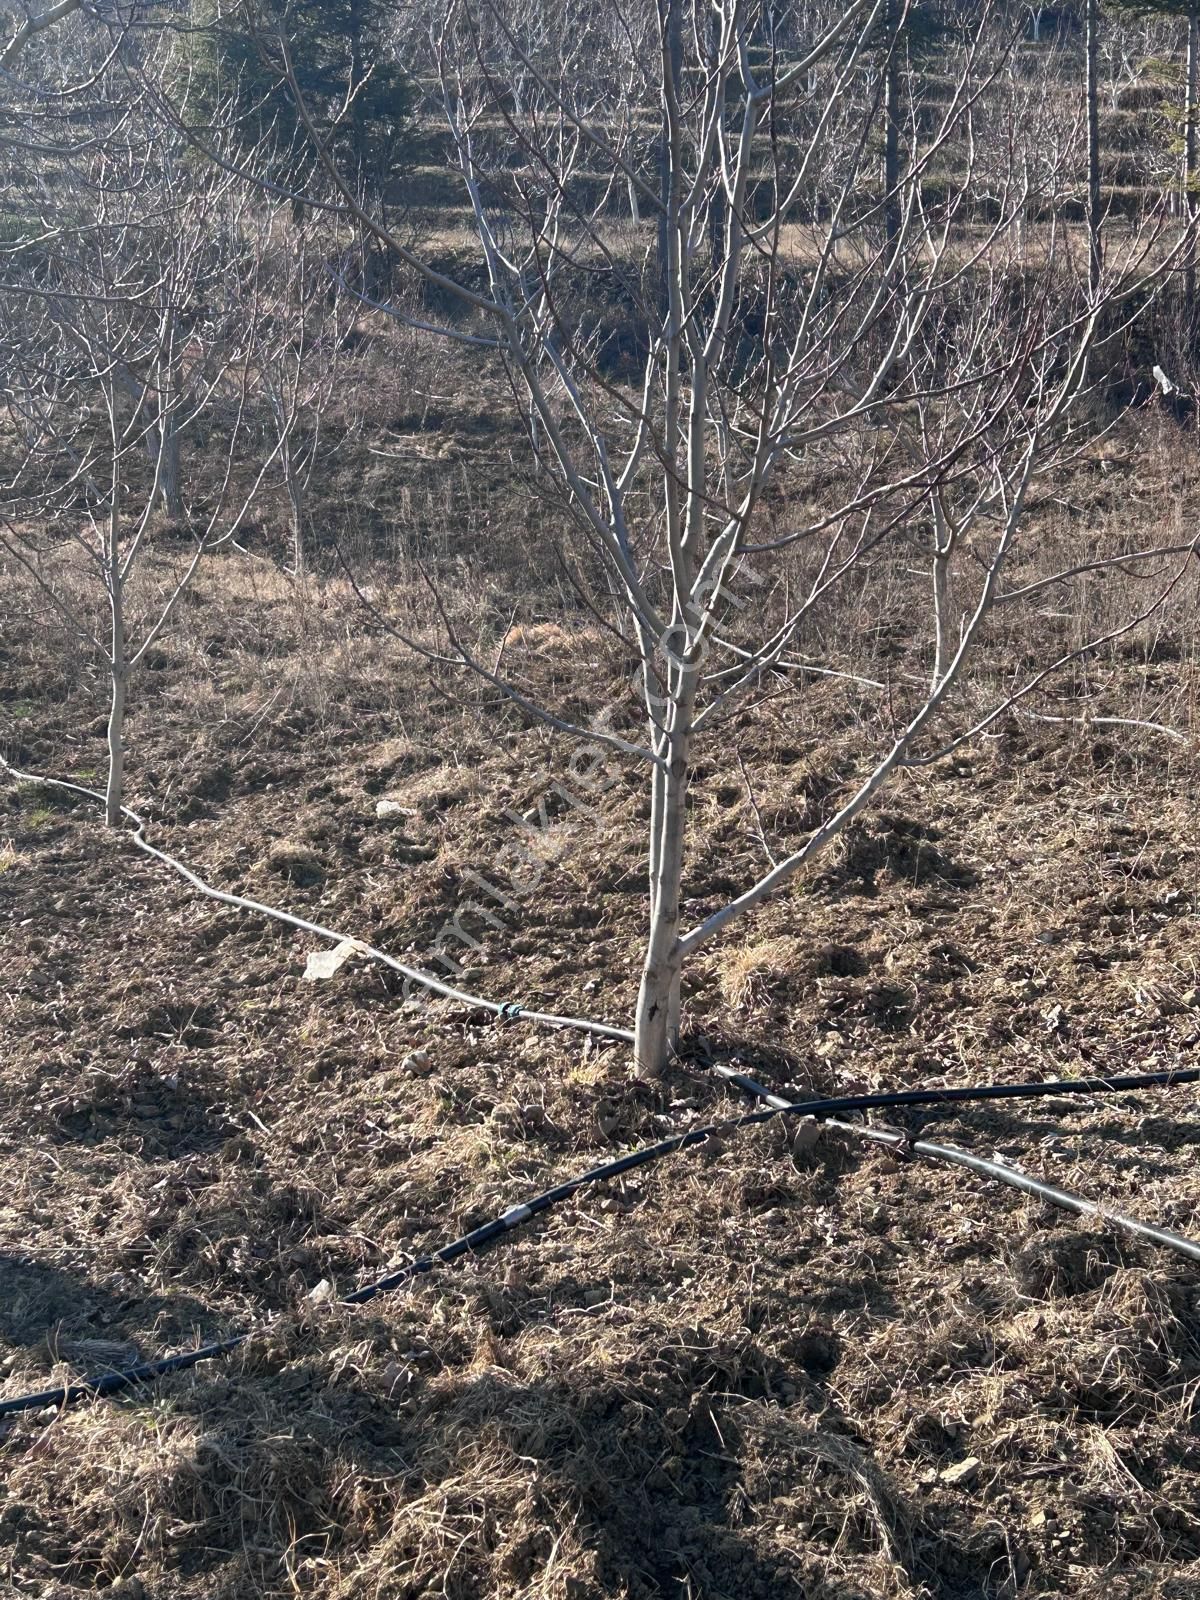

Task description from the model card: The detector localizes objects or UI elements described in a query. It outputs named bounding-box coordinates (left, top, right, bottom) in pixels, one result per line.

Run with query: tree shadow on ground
left=0, top=1252, right=221, bottom=1354
left=915, top=1100, right=1200, bottom=1157
left=0, top=1286, right=995, bottom=1600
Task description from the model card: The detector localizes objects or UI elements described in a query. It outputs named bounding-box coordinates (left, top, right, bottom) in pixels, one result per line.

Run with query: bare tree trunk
left=884, top=0, right=902, bottom=260
left=156, top=415, right=182, bottom=519
left=1086, top=0, right=1102, bottom=298
left=285, top=446, right=306, bottom=576
left=154, top=310, right=184, bottom=519
left=633, top=705, right=691, bottom=1074
left=705, top=6, right=725, bottom=263
left=105, top=488, right=126, bottom=828
left=931, top=489, right=955, bottom=685
left=1186, top=7, right=1198, bottom=310
left=106, top=664, right=127, bottom=828
left=267, top=385, right=306, bottom=574
left=656, top=0, right=683, bottom=317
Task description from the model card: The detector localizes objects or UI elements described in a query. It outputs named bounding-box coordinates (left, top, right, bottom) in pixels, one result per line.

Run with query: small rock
left=596, top=1102, right=621, bottom=1138
left=382, top=1360, right=410, bottom=1395
left=791, top=1117, right=822, bottom=1152
left=401, top=1050, right=432, bottom=1076
left=939, top=1456, right=981, bottom=1489
left=307, top=1278, right=334, bottom=1305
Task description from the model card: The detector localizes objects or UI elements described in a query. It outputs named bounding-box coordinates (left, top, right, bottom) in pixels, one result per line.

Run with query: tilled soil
left=2, top=568, right=1199, bottom=1599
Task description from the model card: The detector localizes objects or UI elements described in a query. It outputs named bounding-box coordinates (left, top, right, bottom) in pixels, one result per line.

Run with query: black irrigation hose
left=711, top=1063, right=1200, bottom=1115
left=0, top=1093, right=849, bottom=1417
left=717, top=1065, right=1200, bottom=1266
left=0, top=1337, right=251, bottom=1417
left=0, top=1105, right=779, bottom=1416
left=4, top=761, right=1200, bottom=1416
left=7, top=1062, right=1200, bottom=1416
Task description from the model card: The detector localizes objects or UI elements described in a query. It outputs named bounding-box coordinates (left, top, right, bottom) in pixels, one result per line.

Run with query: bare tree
left=44, top=0, right=1197, bottom=1074
left=1086, top=0, right=1103, bottom=294
left=1186, top=5, right=1199, bottom=301
left=0, top=0, right=86, bottom=70
left=0, top=49, right=284, bottom=823
left=244, top=208, right=355, bottom=575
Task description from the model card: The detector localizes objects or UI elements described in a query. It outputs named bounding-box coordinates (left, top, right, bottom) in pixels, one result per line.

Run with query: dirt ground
left=2, top=413, right=1200, bottom=1600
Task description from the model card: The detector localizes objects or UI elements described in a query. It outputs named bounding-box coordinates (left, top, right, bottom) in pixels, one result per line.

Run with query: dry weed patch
left=3, top=380, right=1200, bottom=1599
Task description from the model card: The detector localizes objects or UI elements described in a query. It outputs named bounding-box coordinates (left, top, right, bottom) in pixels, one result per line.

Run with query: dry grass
left=2, top=318, right=1200, bottom=1600
left=717, top=935, right=807, bottom=1012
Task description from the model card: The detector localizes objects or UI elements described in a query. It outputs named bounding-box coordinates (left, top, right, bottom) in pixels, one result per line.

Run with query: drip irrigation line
left=0, top=1337, right=250, bottom=1418
left=708, top=1062, right=1200, bottom=1116
left=4, top=759, right=1200, bottom=1419
left=7, top=759, right=1200, bottom=1107
left=0, top=1090, right=854, bottom=1417
left=0, top=760, right=634, bottom=1045
left=832, top=1123, right=1200, bottom=1262
left=7, top=1058, right=1200, bottom=1417
left=717, top=1065, right=1200, bottom=1266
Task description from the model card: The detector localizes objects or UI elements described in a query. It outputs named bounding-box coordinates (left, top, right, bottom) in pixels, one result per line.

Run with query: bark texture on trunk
left=155, top=313, right=184, bottom=519
left=288, top=474, right=306, bottom=576
left=106, top=497, right=126, bottom=828
left=632, top=749, right=688, bottom=1074
left=156, top=417, right=182, bottom=519
left=656, top=0, right=683, bottom=318
left=633, top=665, right=693, bottom=1075
left=106, top=666, right=126, bottom=828
left=884, top=0, right=902, bottom=260
left=1186, top=9, right=1199, bottom=310
left=283, top=436, right=306, bottom=575
left=1086, top=0, right=1102, bottom=298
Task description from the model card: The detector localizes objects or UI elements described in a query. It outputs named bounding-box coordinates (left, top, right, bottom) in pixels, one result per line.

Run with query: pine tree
left=197, top=0, right=414, bottom=201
